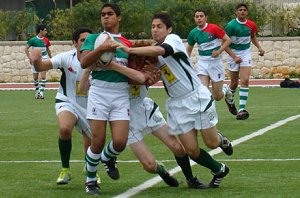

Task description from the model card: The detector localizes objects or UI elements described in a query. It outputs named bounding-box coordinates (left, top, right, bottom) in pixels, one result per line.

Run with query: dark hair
left=72, top=27, right=92, bottom=42
left=194, top=8, right=207, bottom=16
left=101, top=3, right=121, bottom=16
left=236, top=3, right=248, bottom=11
left=35, top=24, right=46, bottom=34
left=152, top=12, right=172, bottom=29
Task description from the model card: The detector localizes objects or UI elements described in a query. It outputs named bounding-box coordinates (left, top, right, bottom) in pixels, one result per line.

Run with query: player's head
left=151, top=12, right=172, bottom=44
left=101, top=3, right=121, bottom=33
left=36, top=24, right=47, bottom=36
left=194, top=9, right=208, bottom=27
left=72, top=27, right=92, bottom=50
left=236, top=3, right=248, bottom=19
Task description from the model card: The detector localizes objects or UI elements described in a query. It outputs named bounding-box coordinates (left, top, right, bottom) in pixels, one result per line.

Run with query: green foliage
left=13, top=10, right=39, bottom=40
left=0, top=10, right=12, bottom=40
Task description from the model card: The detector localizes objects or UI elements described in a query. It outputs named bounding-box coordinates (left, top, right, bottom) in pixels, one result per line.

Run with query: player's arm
left=24, top=45, right=32, bottom=63
left=80, top=37, right=116, bottom=69
left=186, top=44, right=194, bottom=57
left=225, top=47, right=242, bottom=64
left=118, top=44, right=165, bottom=57
left=30, top=48, right=53, bottom=71
left=46, top=47, right=52, bottom=58
left=78, top=67, right=93, bottom=93
left=251, top=35, right=264, bottom=56
left=212, top=34, right=231, bottom=58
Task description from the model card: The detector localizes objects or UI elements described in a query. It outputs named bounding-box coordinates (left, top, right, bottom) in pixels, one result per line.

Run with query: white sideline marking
left=113, top=114, right=300, bottom=198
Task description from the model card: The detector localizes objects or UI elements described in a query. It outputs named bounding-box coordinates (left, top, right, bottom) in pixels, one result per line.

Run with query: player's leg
left=198, top=74, right=210, bottom=87
left=209, top=59, right=227, bottom=101
left=130, top=139, right=179, bottom=187
left=56, top=110, right=77, bottom=185
left=100, top=120, right=129, bottom=180
left=32, top=72, right=40, bottom=99
left=39, top=71, right=47, bottom=99
left=211, top=81, right=225, bottom=101
left=85, top=120, right=106, bottom=195
left=226, top=70, right=239, bottom=115
left=236, top=66, right=251, bottom=120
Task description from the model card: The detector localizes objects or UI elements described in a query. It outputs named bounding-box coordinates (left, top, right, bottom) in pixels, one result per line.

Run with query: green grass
left=0, top=87, right=299, bottom=197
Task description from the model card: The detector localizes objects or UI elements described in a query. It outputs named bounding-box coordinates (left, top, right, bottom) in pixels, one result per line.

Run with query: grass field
left=0, top=87, right=299, bottom=198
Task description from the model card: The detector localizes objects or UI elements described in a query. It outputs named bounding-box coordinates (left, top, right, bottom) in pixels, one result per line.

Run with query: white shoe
left=57, top=168, right=71, bottom=185
left=35, top=91, right=40, bottom=99
left=39, top=91, right=44, bottom=99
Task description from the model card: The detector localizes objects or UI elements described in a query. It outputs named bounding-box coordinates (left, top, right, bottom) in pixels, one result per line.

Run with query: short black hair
left=152, top=12, right=172, bottom=29
left=236, top=3, right=248, bottom=11
left=101, top=3, right=121, bottom=16
left=194, top=8, right=207, bottom=16
left=35, top=24, right=46, bottom=34
left=72, top=27, right=92, bottom=42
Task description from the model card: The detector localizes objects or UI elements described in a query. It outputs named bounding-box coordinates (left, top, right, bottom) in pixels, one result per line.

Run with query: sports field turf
left=0, top=87, right=299, bottom=197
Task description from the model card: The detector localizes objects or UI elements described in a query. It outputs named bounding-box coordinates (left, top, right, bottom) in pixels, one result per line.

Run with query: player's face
left=194, top=11, right=207, bottom=28
left=236, top=6, right=248, bottom=21
left=151, top=19, right=170, bottom=44
left=101, top=6, right=121, bottom=32
left=41, top=28, right=48, bottom=37
left=74, top=32, right=90, bottom=51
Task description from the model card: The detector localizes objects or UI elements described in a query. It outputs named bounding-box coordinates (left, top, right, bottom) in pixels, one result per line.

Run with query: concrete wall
left=1, top=37, right=300, bottom=83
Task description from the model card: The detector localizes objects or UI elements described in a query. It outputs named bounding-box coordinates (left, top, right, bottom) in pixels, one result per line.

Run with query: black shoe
left=218, top=132, right=233, bottom=156
left=159, top=172, right=179, bottom=187
left=225, top=99, right=237, bottom=115
left=187, top=177, right=208, bottom=189
left=236, top=110, right=249, bottom=120
left=85, top=180, right=100, bottom=195
left=102, top=157, right=120, bottom=180
left=209, top=163, right=229, bottom=188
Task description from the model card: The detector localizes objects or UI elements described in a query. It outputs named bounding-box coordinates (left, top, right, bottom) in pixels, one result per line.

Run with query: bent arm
left=30, top=48, right=53, bottom=71
left=186, top=44, right=194, bottom=57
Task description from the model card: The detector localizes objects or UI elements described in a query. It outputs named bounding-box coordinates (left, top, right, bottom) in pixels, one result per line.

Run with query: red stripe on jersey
left=117, top=36, right=132, bottom=47
left=42, top=37, right=51, bottom=47
left=244, top=20, right=257, bottom=36
left=203, top=24, right=225, bottom=39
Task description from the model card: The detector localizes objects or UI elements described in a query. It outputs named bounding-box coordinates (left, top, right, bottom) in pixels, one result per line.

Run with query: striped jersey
left=27, top=36, right=51, bottom=60
left=157, top=34, right=202, bottom=98
left=187, top=23, right=225, bottom=60
left=81, top=32, right=131, bottom=83
left=51, top=49, right=87, bottom=107
left=225, top=18, right=257, bottom=51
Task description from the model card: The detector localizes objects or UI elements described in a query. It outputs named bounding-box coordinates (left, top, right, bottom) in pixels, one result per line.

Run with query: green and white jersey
left=157, top=34, right=204, bottom=98
left=27, top=36, right=51, bottom=60
left=81, top=32, right=131, bottom=84
left=225, top=18, right=257, bottom=51
left=51, top=49, right=87, bottom=107
left=187, top=23, right=225, bottom=60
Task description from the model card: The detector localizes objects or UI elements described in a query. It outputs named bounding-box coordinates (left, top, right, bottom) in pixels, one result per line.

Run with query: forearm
left=251, top=36, right=262, bottom=50
left=47, top=48, right=52, bottom=58
left=109, top=61, right=146, bottom=83
left=186, top=45, right=193, bottom=57
left=128, top=46, right=164, bottom=57
left=78, top=69, right=91, bottom=93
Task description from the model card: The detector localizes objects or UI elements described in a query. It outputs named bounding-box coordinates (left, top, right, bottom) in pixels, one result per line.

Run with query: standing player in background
left=30, top=27, right=101, bottom=186
left=25, top=24, right=52, bottom=99
left=186, top=9, right=233, bottom=110
left=225, top=3, right=265, bottom=120
left=117, top=12, right=233, bottom=189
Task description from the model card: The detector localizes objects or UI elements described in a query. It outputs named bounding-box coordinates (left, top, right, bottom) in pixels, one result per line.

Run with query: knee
left=213, top=92, right=223, bottom=101
left=59, top=127, right=72, bottom=139
left=240, top=79, right=249, bottom=87
left=170, top=142, right=186, bottom=156
left=112, top=138, right=127, bottom=152
left=186, top=148, right=200, bottom=159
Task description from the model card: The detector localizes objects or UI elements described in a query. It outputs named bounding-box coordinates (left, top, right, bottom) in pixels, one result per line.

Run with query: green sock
left=156, top=163, right=167, bottom=176
left=175, top=154, right=194, bottom=180
left=191, top=148, right=221, bottom=173
left=58, top=138, right=72, bottom=168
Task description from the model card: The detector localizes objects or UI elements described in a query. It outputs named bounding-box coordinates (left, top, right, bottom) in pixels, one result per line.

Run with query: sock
left=239, top=87, right=249, bottom=112
left=156, top=163, right=167, bottom=176
left=190, top=148, right=222, bottom=173
left=85, top=147, right=101, bottom=182
left=175, top=154, right=194, bottom=180
left=226, top=87, right=236, bottom=104
left=34, top=80, right=39, bottom=91
left=40, top=79, right=46, bottom=92
left=58, top=138, right=72, bottom=168
left=100, top=141, right=120, bottom=162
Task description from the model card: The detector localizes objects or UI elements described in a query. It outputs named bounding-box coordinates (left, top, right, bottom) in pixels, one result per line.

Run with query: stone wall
left=1, top=37, right=300, bottom=83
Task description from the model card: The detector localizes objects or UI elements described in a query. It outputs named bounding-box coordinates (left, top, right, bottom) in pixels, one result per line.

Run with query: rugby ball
left=94, top=32, right=114, bottom=66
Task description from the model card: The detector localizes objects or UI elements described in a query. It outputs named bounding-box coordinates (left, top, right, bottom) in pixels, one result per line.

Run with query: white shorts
left=196, top=58, right=225, bottom=82
left=127, top=97, right=166, bottom=145
left=166, top=88, right=218, bottom=135
left=87, top=83, right=130, bottom=121
left=227, top=48, right=252, bottom=71
left=55, top=100, right=91, bottom=137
